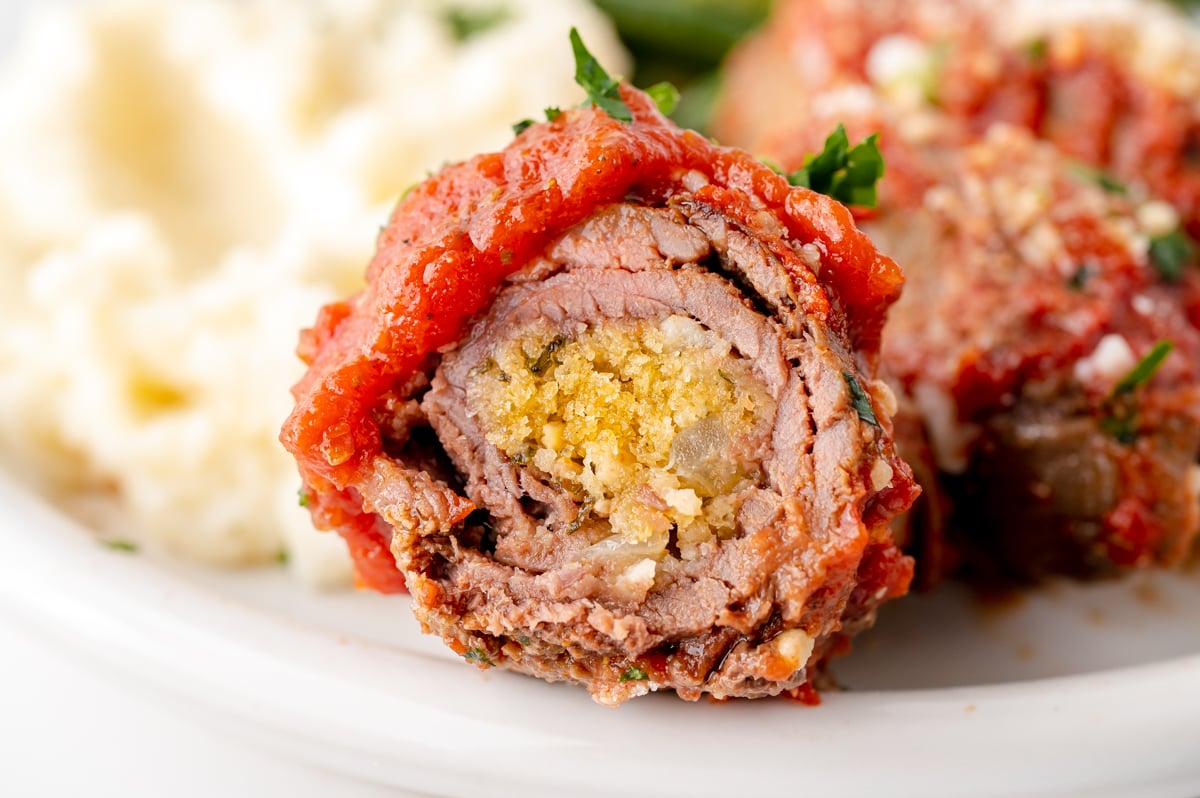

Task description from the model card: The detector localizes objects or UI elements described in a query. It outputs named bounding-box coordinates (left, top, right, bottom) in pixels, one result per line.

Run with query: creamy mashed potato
left=0, top=0, right=627, bottom=586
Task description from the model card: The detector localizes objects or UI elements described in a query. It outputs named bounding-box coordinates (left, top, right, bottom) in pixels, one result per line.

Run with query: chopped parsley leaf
left=1066, top=264, right=1093, bottom=291
left=527, top=334, right=566, bottom=374
left=276, top=550, right=290, bottom=566
left=1099, top=412, right=1138, bottom=445
left=1113, top=340, right=1173, bottom=396
left=570, top=27, right=632, bottom=123
left=101, top=539, right=138, bottom=553
left=619, top=664, right=649, bottom=682
left=1094, top=173, right=1127, bottom=195
left=298, top=489, right=313, bottom=508
left=788, top=125, right=885, bottom=208
left=443, top=6, right=511, bottom=43
left=1149, top=229, right=1196, bottom=282
left=463, top=648, right=495, bottom=667
left=1100, top=340, right=1173, bottom=444
left=514, top=108, right=565, bottom=136
left=1069, top=163, right=1127, bottom=194
left=842, top=372, right=880, bottom=428
left=645, top=81, right=681, bottom=117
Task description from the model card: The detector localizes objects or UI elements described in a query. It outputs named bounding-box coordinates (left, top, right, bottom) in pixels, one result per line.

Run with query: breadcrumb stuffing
left=469, top=315, right=774, bottom=556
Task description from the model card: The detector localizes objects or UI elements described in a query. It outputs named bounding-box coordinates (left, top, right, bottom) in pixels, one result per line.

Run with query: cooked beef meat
left=281, top=84, right=918, bottom=704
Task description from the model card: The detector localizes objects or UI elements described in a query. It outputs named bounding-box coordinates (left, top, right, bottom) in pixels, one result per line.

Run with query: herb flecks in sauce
left=1100, top=340, right=1174, bottom=444
left=619, top=664, right=649, bottom=682
left=843, top=372, right=880, bottom=428
left=1149, top=229, right=1196, bottom=282
left=463, top=648, right=496, bottom=667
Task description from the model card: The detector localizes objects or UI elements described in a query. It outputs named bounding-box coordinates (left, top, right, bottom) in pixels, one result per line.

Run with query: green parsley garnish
left=463, top=648, right=495, bottom=667
left=298, top=489, right=313, bottom=508
left=511, top=108, right=565, bottom=137
left=1066, top=264, right=1093, bottom=291
left=443, top=6, right=511, bottom=43
left=1112, top=340, right=1173, bottom=396
left=514, top=33, right=678, bottom=133
left=1100, top=407, right=1138, bottom=445
left=1069, top=163, right=1127, bottom=194
left=570, top=27, right=632, bottom=123
left=276, top=550, right=290, bottom=566
left=1149, top=229, right=1196, bottom=282
left=619, top=664, right=649, bottom=682
left=101, top=539, right=138, bottom=553
left=1100, top=340, right=1173, bottom=444
left=842, top=372, right=880, bottom=428
left=1093, top=173, right=1127, bottom=195
left=788, top=125, right=885, bottom=208
left=645, top=81, right=681, bottom=117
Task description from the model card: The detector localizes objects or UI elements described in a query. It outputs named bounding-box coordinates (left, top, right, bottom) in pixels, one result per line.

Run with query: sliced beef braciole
left=781, top=96, right=1200, bottom=582
left=281, top=74, right=918, bottom=704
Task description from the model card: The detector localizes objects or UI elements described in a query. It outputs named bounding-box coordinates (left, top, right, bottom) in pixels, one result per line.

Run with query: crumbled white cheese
left=772, top=629, right=815, bottom=672
left=1074, top=334, right=1137, bottom=388
left=1136, top=200, right=1181, bottom=238
left=1131, top=294, right=1155, bottom=316
left=870, top=458, right=895, bottom=492
left=866, top=34, right=931, bottom=90
left=613, top=558, right=658, bottom=602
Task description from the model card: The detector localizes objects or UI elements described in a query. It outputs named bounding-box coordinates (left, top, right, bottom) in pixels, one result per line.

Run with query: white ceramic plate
left=3, top=1, right=1199, bottom=794
left=2, top=473, right=1200, bottom=798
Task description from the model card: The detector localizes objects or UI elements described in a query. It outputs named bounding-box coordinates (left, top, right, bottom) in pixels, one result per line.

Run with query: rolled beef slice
left=773, top=97, right=1200, bottom=581
left=281, top=85, right=918, bottom=704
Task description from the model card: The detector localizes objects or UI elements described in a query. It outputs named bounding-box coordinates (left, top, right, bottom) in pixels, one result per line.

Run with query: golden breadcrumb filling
left=467, top=315, right=774, bottom=561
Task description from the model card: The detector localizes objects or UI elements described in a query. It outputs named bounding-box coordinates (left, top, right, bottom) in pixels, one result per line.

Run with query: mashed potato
left=0, top=0, right=627, bottom=586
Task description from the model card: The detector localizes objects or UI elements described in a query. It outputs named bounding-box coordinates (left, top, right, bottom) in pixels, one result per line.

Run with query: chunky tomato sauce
left=281, top=87, right=904, bottom=591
